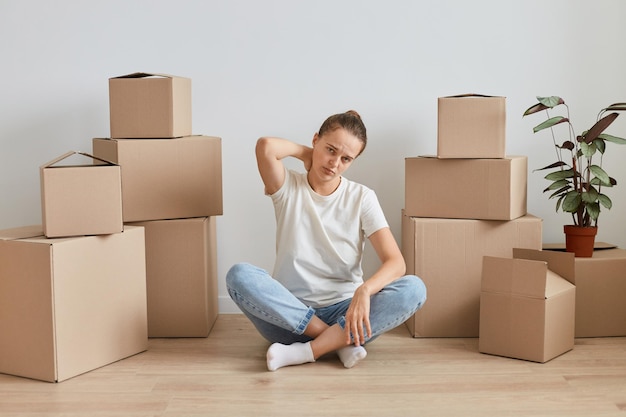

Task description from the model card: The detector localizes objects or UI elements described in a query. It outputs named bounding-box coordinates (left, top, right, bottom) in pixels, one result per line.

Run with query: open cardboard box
left=40, top=151, right=123, bottom=238
left=479, top=248, right=576, bottom=363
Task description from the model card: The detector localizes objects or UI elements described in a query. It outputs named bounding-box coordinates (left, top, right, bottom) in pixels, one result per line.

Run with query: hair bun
left=345, top=110, right=361, bottom=120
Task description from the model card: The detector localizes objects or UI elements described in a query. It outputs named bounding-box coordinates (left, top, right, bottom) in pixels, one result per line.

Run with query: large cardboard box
left=405, top=155, right=527, bottom=221
left=92, top=135, right=223, bottom=222
left=544, top=245, right=626, bottom=337
left=40, top=151, right=123, bottom=238
left=572, top=248, right=626, bottom=337
left=437, top=94, right=506, bottom=159
left=109, top=72, right=192, bottom=139
left=128, top=217, right=218, bottom=337
left=0, top=225, right=148, bottom=382
left=401, top=212, right=542, bottom=337
left=479, top=248, right=576, bottom=363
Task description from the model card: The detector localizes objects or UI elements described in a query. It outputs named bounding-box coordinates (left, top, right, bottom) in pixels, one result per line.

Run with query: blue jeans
left=226, top=262, right=427, bottom=345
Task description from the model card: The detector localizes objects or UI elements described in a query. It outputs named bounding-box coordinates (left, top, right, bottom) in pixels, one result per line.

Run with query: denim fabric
left=226, top=262, right=427, bottom=345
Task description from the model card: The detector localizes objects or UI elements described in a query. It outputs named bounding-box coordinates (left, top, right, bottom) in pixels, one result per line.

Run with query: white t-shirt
left=270, top=169, right=389, bottom=308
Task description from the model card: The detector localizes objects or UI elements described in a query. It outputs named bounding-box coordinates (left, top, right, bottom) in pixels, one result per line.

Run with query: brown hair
left=318, top=110, right=367, bottom=155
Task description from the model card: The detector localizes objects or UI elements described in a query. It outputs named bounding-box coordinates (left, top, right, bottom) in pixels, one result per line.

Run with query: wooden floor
left=1, top=315, right=626, bottom=417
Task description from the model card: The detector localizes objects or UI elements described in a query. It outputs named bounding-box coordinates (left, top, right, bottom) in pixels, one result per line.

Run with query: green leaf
left=580, top=141, right=597, bottom=158
left=533, top=116, right=569, bottom=133
left=593, top=138, right=606, bottom=154
left=545, top=168, right=576, bottom=181
left=581, top=186, right=599, bottom=203
left=535, top=161, right=568, bottom=171
left=523, top=103, right=549, bottom=117
left=543, top=179, right=570, bottom=192
left=590, top=164, right=610, bottom=185
left=586, top=202, right=600, bottom=220
left=548, top=185, right=571, bottom=199
left=598, top=193, right=612, bottom=209
left=562, top=191, right=582, bottom=212
left=597, top=133, right=626, bottom=145
left=605, top=103, right=626, bottom=111
left=556, top=194, right=565, bottom=212
left=537, top=96, right=564, bottom=108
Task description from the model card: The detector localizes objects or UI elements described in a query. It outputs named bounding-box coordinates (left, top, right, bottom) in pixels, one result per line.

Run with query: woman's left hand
left=344, top=286, right=372, bottom=346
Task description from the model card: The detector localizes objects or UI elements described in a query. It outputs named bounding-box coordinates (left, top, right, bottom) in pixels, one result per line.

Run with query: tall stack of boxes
left=95, top=72, right=223, bottom=338
left=402, top=94, right=545, bottom=341
left=0, top=152, right=148, bottom=382
left=402, top=94, right=583, bottom=362
left=0, top=72, right=222, bottom=383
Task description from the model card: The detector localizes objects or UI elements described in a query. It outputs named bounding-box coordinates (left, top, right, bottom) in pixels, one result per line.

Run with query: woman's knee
left=225, top=262, right=255, bottom=292
left=396, top=275, right=427, bottom=311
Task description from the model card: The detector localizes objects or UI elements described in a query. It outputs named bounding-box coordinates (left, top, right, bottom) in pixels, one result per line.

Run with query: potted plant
left=522, top=96, right=626, bottom=257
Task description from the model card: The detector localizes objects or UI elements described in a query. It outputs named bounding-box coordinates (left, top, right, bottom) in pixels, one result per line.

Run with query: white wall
left=2, top=0, right=626, bottom=313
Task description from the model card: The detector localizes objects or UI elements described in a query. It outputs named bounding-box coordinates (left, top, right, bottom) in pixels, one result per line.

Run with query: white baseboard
left=218, top=295, right=242, bottom=314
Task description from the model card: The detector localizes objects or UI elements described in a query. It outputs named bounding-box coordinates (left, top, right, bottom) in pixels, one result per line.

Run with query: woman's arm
left=344, top=227, right=406, bottom=346
left=361, top=227, right=406, bottom=294
left=255, top=137, right=312, bottom=195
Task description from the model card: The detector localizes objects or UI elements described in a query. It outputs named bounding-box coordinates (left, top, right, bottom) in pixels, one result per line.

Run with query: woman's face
left=309, top=127, right=363, bottom=191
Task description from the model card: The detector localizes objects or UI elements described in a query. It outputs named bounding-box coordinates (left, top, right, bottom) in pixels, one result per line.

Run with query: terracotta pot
left=563, top=225, right=597, bottom=257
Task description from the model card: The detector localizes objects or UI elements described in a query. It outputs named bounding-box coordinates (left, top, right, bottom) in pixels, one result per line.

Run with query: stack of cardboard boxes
left=401, top=94, right=576, bottom=362
left=95, top=73, right=223, bottom=339
left=0, top=72, right=222, bottom=382
left=1, top=151, right=148, bottom=383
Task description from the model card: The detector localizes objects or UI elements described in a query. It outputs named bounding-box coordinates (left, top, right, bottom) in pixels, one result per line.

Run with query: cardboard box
left=437, top=94, right=506, bottom=159
left=0, top=225, right=148, bottom=382
left=109, top=72, right=192, bottom=139
left=92, top=135, right=223, bottom=222
left=544, top=244, right=626, bottom=337
left=401, top=212, right=542, bottom=337
left=573, top=248, right=626, bottom=337
left=40, top=151, right=123, bottom=238
left=127, top=217, right=218, bottom=337
left=479, top=248, right=576, bottom=363
left=405, top=155, right=527, bottom=220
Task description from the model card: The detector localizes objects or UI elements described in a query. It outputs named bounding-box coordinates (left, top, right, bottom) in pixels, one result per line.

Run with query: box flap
left=0, top=225, right=45, bottom=241
left=441, top=93, right=504, bottom=99
left=545, top=269, right=575, bottom=298
left=482, top=256, right=548, bottom=299
left=110, top=72, right=182, bottom=80
left=40, top=151, right=117, bottom=169
left=513, top=248, right=575, bottom=285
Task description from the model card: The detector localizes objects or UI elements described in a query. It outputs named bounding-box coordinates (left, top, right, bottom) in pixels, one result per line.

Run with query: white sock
left=266, top=342, right=315, bottom=371
left=337, top=345, right=367, bottom=369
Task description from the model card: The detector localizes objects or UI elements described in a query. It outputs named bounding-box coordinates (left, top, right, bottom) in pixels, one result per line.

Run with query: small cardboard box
left=109, top=72, right=192, bottom=139
left=92, top=135, right=223, bottom=222
left=127, top=217, right=218, bottom=337
left=437, top=94, right=506, bottom=159
left=40, top=151, right=123, bottom=238
left=405, top=155, right=527, bottom=220
left=0, top=225, right=148, bottom=382
left=401, top=211, right=543, bottom=337
left=479, top=248, right=576, bottom=363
